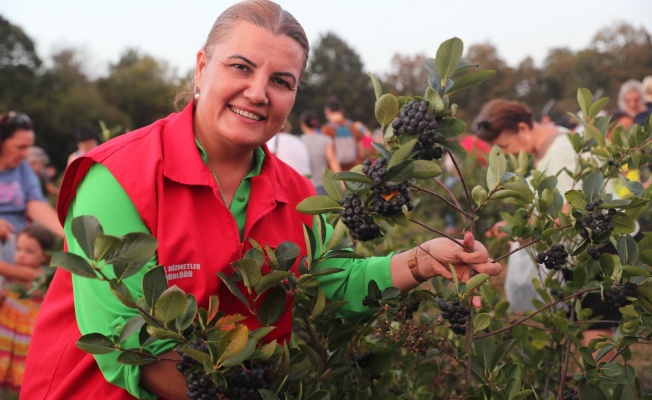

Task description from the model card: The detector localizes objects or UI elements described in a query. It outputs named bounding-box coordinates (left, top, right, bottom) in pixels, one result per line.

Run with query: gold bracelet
left=408, top=247, right=428, bottom=283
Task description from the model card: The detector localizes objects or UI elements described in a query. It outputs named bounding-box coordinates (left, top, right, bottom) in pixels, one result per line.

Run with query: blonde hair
left=173, top=0, right=309, bottom=110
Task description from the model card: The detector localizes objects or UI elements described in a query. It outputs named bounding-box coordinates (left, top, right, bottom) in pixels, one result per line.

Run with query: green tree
left=28, top=48, right=126, bottom=170
left=0, top=15, right=41, bottom=111
left=97, top=49, right=180, bottom=131
left=382, top=53, right=430, bottom=97
left=295, top=32, right=376, bottom=131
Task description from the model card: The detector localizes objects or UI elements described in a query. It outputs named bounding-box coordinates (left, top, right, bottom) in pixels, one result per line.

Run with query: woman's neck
left=532, top=123, right=560, bottom=161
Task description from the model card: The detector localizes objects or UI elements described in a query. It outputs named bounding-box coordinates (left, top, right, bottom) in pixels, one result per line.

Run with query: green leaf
left=332, top=171, right=374, bottom=184
left=565, top=190, right=587, bottom=210
left=491, top=182, right=534, bottom=205
left=107, top=233, right=158, bottom=280
left=579, top=383, right=608, bottom=400
left=71, top=215, right=103, bottom=260
left=324, top=219, right=346, bottom=253
left=582, top=171, right=603, bottom=203
left=447, top=70, right=496, bottom=96
left=181, top=347, right=212, bottom=367
left=617, top=235, right=639, bottom=266
left=220, top=338, right=257, bottom=367
left=386, top=160, right=414, bottom=184
left=94, top=234, right=122, bottom=262
left=311, top=288, right=326, bottom=318
left=175, top=295, right=197, bottom=332
left=296, top=195, right=344, bottom=215
left=119, top=316, right=146, bottom=344
left=76, top=333, right=116, bottom=354
left=437, top=118, right=467, bottom=138
left=109, top=279, right=138, bottom=308
left=255, top=271, right=292, bottom=298
left=372, top=142, right=392, bottom=160
left=276, top=242, right=300, bottom=268
left=453, top=59, right=479, bottom=75
left=486, top=145, right=506, bottom=191
left=217, top=272, right=251, bottom=311
left=472, top=185, right=488, bottom=206
left=425, top=86, right=445, bottom=111
left=50, top=251, right=97, bottom=279
left=640, top=250, right=652, bottom=266
left=462, top=273, right=489, bottom=296
left=322, top=170, right=344, bottom=202
left=142, top=265, right=167, bottom=310
left=257, top=286, right=286, bottom=326
left=215, top=324, right=249, bottom=367
left=611, top=213, right=636, bottom=235
left=473, top=313, right=491, bottom=333
left=588, top=96, right=610, bottom=120
left=388, top=138, right=418, bottom=170
left=389, top=211, right=410, bottom=226
left=435, top=37, right=464, bottom=85
left=153, top=285, right=188, bottom=325
left=577, top=88, right=593, bottom=118
left=369, top=72, right=382, bottom=100
left=441, top=140, right=467, bottom=162
left=374, top=93, right=399, bottom=128
left=233, top=258, right=262, bottom=289
left=117, top=350, right=158, bottom=366
left=622, top=266, right=651, bottom=277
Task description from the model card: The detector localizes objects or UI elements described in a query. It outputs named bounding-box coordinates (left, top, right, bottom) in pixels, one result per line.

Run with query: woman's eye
left=232, top=64, right=249, bottom=72
left=272, top=78, right=291, bottom=89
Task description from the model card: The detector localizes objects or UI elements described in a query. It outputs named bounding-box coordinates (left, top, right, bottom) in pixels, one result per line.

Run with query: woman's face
left=623, top=90, right=643, bottom=115
left=491, top=125, right=533, bottom=156
left=14, top=233, right=46, bottom=268
left=193, top=21, right=305, bottom=151
left=0, top=129, right=35, bottom=169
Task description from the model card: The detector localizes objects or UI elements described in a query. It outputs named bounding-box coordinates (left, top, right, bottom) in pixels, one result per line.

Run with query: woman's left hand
left=418, top=232, right=501, bottom=282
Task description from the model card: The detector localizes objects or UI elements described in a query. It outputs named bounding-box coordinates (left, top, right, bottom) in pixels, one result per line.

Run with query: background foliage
left=1, top=15, right=651, bottom=170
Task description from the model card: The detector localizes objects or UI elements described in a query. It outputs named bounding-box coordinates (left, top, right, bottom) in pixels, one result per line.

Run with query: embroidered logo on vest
left=166, top=263, right=200, bottom=281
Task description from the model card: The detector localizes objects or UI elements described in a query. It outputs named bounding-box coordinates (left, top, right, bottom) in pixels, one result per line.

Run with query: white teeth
left=230, top=106, right=262, bottom=121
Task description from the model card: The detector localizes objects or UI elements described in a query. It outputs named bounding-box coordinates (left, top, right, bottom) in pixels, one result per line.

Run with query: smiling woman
left=20, top=1, right=498, bottom=399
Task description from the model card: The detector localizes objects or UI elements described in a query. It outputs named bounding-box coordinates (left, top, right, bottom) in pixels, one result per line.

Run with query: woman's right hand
left=0, top=218, right=15, bottom=241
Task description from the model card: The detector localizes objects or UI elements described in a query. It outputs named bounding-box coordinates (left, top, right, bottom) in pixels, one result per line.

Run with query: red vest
left=22, top=104, right=315, bottom=399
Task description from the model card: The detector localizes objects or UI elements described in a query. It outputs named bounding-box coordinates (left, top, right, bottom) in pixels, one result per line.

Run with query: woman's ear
left=194, top=50, right=207, bottom=87
left=517, top=122, right=532, bottom=141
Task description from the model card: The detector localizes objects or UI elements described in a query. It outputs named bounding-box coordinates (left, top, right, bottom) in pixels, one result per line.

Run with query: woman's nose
left=243, top=77, right=269, bottom=105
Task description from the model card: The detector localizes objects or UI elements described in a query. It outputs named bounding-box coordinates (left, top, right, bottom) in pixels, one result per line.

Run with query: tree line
left=1, top=15, right=651, bottom=171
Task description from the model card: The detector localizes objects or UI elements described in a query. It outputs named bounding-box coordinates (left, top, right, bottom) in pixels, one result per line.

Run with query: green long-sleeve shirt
left=66, top=146, right=393, bottom=399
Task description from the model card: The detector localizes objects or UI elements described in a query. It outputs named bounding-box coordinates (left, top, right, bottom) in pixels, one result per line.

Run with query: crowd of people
left=0, top=0, right=650, bottom=397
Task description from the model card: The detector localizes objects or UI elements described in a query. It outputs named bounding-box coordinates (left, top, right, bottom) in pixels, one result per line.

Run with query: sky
left=2, top=0, right=652, bottom=79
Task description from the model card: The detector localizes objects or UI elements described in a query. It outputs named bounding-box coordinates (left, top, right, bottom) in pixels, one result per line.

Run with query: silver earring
left=194, top=87, right=200, bottom=101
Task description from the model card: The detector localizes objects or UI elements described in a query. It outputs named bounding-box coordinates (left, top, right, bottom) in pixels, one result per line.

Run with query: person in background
left=266, top=119, right=311, bottom=177
left=474, top=99, right=577, bottom=310
left=321, top=97, right=363, bottom=170
left=22, top=1, right=499, bottom=398
left=636, top=75, right=652, bottom=126
left=0, top=112, right=63, bottom=288
left=617, top=79, right=647, bottom=122
left=474, top=99, right=619, bottom=356
left=0, top=224, right=54, bottom=395
left=66, top=125, right=101, bottom=167
left=299, top=110, right=341, bottom=194
left=26, top=146, right=59, bottom=197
